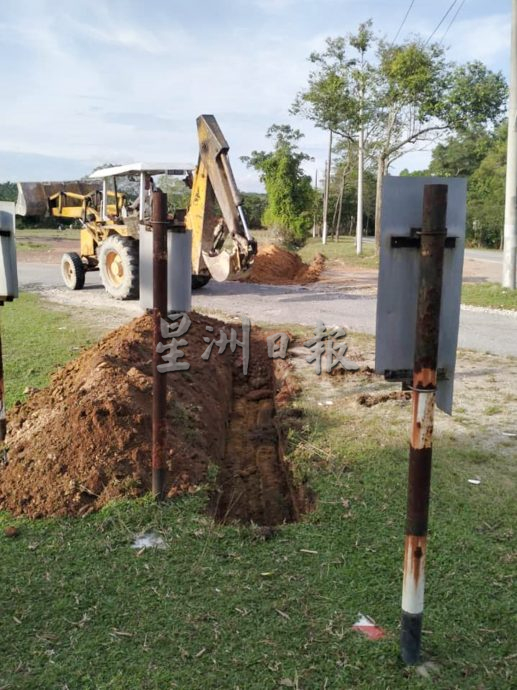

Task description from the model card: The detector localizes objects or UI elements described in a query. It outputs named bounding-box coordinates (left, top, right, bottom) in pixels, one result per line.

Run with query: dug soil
left=243, top=244, right=324, bottom=285
left=1, top=314, right=307, bottom=524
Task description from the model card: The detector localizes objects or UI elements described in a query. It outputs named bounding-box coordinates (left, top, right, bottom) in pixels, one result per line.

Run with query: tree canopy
left=241, top=125, right=314, bottom=247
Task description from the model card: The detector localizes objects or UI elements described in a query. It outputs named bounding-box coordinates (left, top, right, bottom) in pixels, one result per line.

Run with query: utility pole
left=503, top=0, right=517, bottom=289
left=322, top=130, right=333, bottom=245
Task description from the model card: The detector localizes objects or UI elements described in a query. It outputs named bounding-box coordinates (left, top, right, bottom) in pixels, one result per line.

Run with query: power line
left=440, top=0, right=466, bottom=43
left=392, top=0, right=416, bottom=44
left=425, top=0, right=458, bottom=46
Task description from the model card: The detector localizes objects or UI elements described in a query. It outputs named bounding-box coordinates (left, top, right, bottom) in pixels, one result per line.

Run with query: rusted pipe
left=400, top=184, right=448, bottom=665
left=0, top=327, right=6, bottom=465
left=152, top=189, right=168, bottom=500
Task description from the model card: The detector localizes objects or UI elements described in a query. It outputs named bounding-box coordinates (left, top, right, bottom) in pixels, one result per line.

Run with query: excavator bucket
left=16, top=181, right=100, bottom=217
left=201, top=247, right=253, bottom=282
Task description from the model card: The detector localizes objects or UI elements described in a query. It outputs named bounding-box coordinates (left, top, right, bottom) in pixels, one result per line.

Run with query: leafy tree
left=241, top=125, right=314, bottom=247
left=372, top=47, right=506, bottom=248
left=291, top=22, right=377, bottom=249
left=467, top=123, right=507, bottom=248
left=293, top=21, right=507, bottom=251
left=241, top=193, right=267, bottom=229
left=428, top=128, right=494, bottom=177
left=0, top=182, right=17, bottom=202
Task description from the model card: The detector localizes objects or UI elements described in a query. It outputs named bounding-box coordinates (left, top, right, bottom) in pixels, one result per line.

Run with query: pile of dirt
left=244, top=244, right=324, bottom=285
left=1, top=314, right=307, bottom=524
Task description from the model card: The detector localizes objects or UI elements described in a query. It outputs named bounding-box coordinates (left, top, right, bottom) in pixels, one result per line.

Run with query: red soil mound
left=1, top=314, right=307, bottom=524
left=245, top=244, right=324, bottom=285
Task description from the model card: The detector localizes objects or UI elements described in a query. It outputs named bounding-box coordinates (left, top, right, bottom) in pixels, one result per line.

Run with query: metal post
left=152, top=190, right=168, bottom=500
left=503, top=0, right=517, bottom=289
left=400, top=184, right=448, bottom=665
left=0, top=322, right=6, bottom=465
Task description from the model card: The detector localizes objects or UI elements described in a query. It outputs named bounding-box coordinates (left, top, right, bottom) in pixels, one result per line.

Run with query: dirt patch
left=1, top=314, right=307, bottom=524
left=243, top=244, right=324, bottom=285
left=358, top=390, right=412, bottom=407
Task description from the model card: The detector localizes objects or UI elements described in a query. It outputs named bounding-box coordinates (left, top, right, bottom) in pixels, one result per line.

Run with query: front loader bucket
left=16, top=181, right=100, bottom=217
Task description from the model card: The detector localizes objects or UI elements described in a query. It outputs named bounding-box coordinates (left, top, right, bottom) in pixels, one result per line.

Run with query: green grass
left=461, top=283, right=517, bottom=311
left=298, top=237, right=378, bottom=269
left=0, top=304, right=515, bottom=689
left=16, top=241, right=51, bottom=251
left=16, top=227, right=79, bottom=241
left=1, top=294, right=100, bottom=407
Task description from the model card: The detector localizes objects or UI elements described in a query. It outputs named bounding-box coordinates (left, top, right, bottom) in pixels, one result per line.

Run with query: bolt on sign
left=375, top=176, right=467, bottom=414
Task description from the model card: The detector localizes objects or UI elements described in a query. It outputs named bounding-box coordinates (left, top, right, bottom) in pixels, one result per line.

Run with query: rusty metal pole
left=400, top=184, right=448, bottom=665
left=152, top=189, right=168, bottom=500
left=0, top=323, right=6, bottom=465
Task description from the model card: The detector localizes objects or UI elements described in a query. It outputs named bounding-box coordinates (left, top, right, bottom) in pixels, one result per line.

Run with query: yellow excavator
left=16, top=115, right=256, bottom=299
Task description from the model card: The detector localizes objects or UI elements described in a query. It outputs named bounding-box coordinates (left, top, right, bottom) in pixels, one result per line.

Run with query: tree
left=241, top=193, right=268, bottom=229
left=293, top=21, right=507, bottom=251
left=241, top=125, right=314, bottom=247
left=373, top=47, right=507, bottom=249
left=291, top=22, right=377, bottom=253
left=467, top=123, right=508, bottom=248
left=428, top=128, right=494, bottom=177
left=0, top=182, right=17, bottom=202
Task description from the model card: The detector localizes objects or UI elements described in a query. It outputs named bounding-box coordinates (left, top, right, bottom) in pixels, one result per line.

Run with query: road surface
left=16, top=261, right=517, bottom=358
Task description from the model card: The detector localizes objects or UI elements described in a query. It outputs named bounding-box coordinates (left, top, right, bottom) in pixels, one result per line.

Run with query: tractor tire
left=98, top=235, right=139, bottom=300
left=192, top=273, right=211, bottom=290
left=61, top=252, right=85, bottom=290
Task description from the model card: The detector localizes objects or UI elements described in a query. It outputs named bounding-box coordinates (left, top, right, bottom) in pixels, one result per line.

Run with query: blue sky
left=0, top=0, right=511, bottom=190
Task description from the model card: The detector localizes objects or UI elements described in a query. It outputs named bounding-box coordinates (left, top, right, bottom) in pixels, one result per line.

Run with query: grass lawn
left=298, top=237, right=378, bottom=270
left=461, top=283, right=517, bottom=311
left=0, top=305, right=515, bottom=689
left=1, top=293, right=101, bottom=407
left=16, top=227, right=79, bottom=241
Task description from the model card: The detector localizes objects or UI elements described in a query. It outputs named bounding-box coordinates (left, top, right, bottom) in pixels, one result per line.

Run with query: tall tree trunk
left=334, top=168, right=346, bottom=241
left=322, top=129, right=333, bottom=245
left=312, top=169, right=318, bottom=238
left=356, top=118, right=364, bottom=255
left=374, top=154, right=388, bottom=254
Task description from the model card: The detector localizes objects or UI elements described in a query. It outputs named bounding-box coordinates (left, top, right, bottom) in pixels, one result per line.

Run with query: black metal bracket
left=384, top=368, right=449, bottom=382
left=391, top=228, right=456, bottom=249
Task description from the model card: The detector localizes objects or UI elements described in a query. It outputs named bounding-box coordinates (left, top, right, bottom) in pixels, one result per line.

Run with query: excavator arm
left=186, top=115, right=256, bottom=281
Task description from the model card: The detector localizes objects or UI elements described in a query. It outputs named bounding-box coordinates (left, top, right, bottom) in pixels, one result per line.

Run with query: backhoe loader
left=16, top=115, right=256, bottom=299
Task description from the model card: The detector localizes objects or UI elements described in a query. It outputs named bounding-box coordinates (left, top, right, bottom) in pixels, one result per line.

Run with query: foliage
left=0, top=181, right=17, bottom=202
left=291, top=22, right=377, bottom=142
left=428, top=128, right=494, bottom=177
left=426, top=123, right=507, bottom=248
left=467, top=124, right=507, bottom=247
left=242, top=125, right=314, bottom=247
left=157, top=175, right=191, bottom=213
left=293, top=21, right=508, bottom=245
left=241, top=192, right=267, bottom=229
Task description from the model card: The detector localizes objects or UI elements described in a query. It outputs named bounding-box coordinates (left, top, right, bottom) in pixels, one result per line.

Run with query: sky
left=0, top=0, right=512, bottom=191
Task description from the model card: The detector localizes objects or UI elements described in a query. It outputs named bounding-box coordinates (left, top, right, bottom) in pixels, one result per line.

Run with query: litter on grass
left=468, top=478, right=481, bottom=485
left=131, top=533, right=166, bottom=550
left=352, top=613, right=385, bottom=640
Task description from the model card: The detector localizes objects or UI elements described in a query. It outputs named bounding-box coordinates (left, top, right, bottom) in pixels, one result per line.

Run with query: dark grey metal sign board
left=375, top=176, right=467, bottom=414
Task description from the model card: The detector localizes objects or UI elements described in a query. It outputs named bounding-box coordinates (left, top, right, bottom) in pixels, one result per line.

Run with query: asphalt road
left=17, top=261, right=517, bottom=358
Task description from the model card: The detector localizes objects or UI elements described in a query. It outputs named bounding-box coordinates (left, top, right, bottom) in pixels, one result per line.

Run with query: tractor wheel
left=61, top=252, right=85, bottom=290
left=98, top=235, right=139, bottom=300
left=192, top=273, right=211, bottom=290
